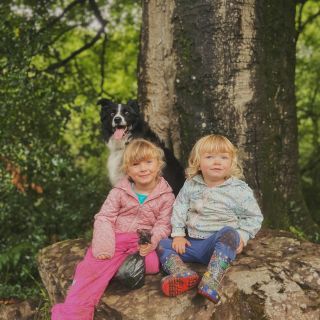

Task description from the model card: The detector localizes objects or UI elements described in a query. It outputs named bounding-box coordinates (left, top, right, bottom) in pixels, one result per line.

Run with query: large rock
left=37, top=230, right=320, bottom=320
left=0, top=299, right=38, bottom=320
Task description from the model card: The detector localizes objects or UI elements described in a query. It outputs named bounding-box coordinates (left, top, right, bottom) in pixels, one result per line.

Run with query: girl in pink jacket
left=52, top=139, right=175, bottom=320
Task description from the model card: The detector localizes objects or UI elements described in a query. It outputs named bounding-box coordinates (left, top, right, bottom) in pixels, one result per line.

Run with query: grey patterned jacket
left=171, top=175, right=263, bottom=245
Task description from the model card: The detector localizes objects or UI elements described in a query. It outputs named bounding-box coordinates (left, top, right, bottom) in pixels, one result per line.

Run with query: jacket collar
left=115, top=176, right=173, bottom=202
left=191, top=174, right=239, bottom=187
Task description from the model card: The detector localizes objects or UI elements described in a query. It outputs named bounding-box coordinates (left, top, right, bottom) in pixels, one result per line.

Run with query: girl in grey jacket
left=158, top=134, right=263, bottom=303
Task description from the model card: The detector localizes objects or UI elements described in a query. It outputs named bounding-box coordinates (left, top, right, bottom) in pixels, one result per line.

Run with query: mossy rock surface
left=36, top=229, right=320, bottom=320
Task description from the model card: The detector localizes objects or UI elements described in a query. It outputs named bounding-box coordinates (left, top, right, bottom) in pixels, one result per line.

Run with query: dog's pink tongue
left=113, top=128, right=125, bottom=140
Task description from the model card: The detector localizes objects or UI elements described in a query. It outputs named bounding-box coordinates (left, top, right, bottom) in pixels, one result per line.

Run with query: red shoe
left=161, top=271, right=200, bottom=297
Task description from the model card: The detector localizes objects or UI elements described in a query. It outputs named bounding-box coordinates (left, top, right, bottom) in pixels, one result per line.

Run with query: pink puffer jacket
left=92, top=177, right=175, bottom=258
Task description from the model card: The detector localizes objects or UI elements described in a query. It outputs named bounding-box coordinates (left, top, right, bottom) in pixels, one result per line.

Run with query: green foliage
left=0, top=0, right=141, bottom=300
left=289, top=226, right=307, bottom=241
left=296, top=0, right=320, bottom=226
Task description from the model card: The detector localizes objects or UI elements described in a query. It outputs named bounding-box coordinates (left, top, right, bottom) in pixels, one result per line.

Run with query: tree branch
left=87, top=0, right=109, bottom=95
left=44, top=25, right=106, bottom=72
left=295, top=1, right=306, bottom=42
left=46, top=24, right=79, bottom=48
left=296, top=3, right=320, bottom=42
left=300, top=8, right=320, bottom=31
left=99, top=33, right=108, bottom=95
left=88, top=0, right=108, bottom=26
left=43, top=0, right=108, bottom=73
left=38, top=0, right=86, bottom=34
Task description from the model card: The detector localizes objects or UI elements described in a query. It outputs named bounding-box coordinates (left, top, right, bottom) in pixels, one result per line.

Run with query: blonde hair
left=122, top=139, right=165, bottom=175
left=185, top=134, right=243, bottom=179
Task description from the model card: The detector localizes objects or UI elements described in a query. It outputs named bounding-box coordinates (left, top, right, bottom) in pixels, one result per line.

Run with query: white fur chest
left=107, top=137, right=127, bottom=185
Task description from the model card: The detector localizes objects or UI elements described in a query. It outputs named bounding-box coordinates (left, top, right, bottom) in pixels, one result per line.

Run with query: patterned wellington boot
left=161, top=254, right=200, bottom=297
left=197, top=252, right=231, bottom=303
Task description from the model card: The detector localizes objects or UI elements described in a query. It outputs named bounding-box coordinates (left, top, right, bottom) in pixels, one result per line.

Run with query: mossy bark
left=138, top=0, right=320, bottom=241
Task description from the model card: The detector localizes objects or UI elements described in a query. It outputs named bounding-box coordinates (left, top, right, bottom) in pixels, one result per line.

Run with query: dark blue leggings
left=158, top=226, right=240, bottom=266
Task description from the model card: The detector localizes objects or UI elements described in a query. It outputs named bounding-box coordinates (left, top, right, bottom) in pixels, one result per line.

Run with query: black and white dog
left=98, top=98, right=185, bottom=196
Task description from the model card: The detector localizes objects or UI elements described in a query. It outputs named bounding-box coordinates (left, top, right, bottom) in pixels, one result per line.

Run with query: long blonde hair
left=185, top=134, right=243, bottom=179
left=122, top=139, right=165, bottom=175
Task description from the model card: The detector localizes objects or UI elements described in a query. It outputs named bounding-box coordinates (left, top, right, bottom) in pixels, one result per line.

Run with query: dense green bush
left=0, top=156, right=108, bottom=297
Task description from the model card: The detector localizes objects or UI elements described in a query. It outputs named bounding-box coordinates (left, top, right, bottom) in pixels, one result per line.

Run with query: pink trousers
left=51, top=233, right=159, bottom=320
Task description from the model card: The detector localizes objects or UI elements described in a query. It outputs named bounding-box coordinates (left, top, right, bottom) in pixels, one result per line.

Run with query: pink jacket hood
left=92, top=177, right=175, bottom=258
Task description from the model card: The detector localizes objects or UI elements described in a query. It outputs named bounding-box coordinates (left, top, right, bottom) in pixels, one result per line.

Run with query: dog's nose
left=114, top=117, right=122, bottom=124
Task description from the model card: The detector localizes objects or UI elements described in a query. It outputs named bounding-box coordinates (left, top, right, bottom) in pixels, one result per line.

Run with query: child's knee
left=218, top=227, right=239, bottom=250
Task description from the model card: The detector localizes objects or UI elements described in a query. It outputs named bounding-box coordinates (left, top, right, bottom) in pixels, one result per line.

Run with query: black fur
left=98, top=98, right=185, bottom=196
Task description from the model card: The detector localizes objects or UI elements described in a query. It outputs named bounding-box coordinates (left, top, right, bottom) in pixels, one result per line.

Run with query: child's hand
left=139, top=243, right=153, bottom=257
left=172, top=236, right=191, bottom=255
left=236, top=237, right=244, bottom=254
left=96, top=254, right=110, bottom=260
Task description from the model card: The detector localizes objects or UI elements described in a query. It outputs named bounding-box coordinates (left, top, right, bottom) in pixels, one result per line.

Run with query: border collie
left=98, top=98, right=185, bottom=196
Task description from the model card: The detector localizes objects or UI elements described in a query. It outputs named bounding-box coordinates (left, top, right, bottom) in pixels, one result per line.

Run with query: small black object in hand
left=137, top=229, right=151, bottom=244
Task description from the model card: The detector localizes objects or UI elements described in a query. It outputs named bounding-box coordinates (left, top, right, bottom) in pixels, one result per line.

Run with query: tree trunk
left=138, top=0, right=181, bottom=157
left=138, top=0, right=320, bottom=240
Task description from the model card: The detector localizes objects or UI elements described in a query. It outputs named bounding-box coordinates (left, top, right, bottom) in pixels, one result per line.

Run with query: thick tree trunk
left=138, top=0, right=320, bottom=240
left=138, top=0, right=181, bottom=157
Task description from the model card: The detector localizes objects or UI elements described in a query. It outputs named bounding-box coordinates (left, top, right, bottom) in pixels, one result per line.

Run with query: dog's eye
left=125, top=111, right=129, bottom=115
left=111, top=112, right=115, bottom=117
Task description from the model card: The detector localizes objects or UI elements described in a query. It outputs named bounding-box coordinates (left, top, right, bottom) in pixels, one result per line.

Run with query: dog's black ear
left=97, top=98, right=113, bottom=108
left=127, top=99, right=140, bottom=111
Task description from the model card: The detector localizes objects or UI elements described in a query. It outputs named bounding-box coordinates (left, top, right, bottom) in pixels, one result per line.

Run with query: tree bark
left=138, top=0, right=181, bottom=157
left=138, top=0, right=320, bottom=240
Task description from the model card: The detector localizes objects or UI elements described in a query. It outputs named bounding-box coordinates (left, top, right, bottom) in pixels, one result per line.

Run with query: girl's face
left=199, top=152, right=232, bottom=187
left=127, top=158, right=161, bottom=192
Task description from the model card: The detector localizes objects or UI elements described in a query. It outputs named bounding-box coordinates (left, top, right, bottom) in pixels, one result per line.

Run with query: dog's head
left=97, top=99, right=140, bottom=142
